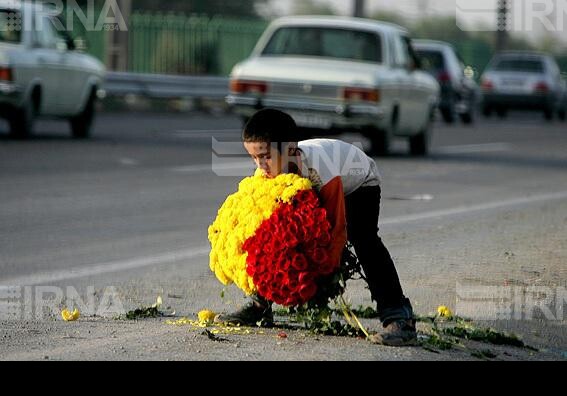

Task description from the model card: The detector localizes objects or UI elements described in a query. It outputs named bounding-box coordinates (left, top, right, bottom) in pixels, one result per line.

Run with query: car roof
left=271, top=15, right=408, bottom=35
left=494, top=51, right=550, bottom=60
left=413, top=40, right=455, bottom=51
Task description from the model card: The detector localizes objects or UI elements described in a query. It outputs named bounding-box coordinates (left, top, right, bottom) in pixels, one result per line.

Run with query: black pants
left=345, top=185, right=413, bottom=326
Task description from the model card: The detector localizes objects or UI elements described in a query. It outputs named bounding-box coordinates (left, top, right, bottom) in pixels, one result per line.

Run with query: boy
left=215, top=109, right=416, bottom=346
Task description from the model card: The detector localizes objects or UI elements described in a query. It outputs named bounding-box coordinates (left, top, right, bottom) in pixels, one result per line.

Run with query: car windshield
left=491, top=58, right=544, bottom=73
left=415, top=49, right=445, bottom=72
left=262, top=26, right=382, bottom=63
left=0, top=10, right=22, bottom=43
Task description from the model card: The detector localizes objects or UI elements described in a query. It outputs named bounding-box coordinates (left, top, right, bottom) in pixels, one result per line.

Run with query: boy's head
left=242, top=109, right=300, bottom=178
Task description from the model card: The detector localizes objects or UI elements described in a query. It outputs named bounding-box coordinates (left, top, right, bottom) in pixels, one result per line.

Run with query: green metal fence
left=66, top=5, right=107, bottom=63
left=127, top=13, right=267, bottom=76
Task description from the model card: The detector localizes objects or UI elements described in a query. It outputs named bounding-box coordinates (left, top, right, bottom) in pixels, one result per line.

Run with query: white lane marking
left=170, top=161, right=253, bottom=174
left=381, top=190, right=567, bottom=225
left=175, top=129, right=240, bottom=134
left=1, top=247, right=210, bottom=286
left=3, top=190, right=567, bottom=285
left=436, top=143, right=512, bottom=154
left=174, top=129, right=240, bottom=139
left=118, top=158, right=139, bottom=166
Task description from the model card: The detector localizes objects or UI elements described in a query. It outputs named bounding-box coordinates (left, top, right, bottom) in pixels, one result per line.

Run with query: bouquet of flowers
left=208, top=169, right=340, bottom=306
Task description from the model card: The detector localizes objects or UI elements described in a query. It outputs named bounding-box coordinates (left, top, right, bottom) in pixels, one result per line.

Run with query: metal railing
left=103, top=72, right=229, bottom=99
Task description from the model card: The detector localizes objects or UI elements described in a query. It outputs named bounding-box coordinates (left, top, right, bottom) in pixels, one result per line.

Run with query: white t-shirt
left=298, top=139, right=381, bottom=195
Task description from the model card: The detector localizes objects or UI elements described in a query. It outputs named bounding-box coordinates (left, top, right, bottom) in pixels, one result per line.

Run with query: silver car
left=480, top=51, right=562, bottom=120
left=227, top=16, right=439, bottom=155
left=414, top=40, right=479, bottom=124
left=0, top=0, right=105, bottom=138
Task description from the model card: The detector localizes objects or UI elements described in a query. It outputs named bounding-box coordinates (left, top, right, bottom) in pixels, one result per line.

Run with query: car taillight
left=437, top=71, right=451, bottom=83
left=534, top=81, right=549, bottom=93
left=481, top=78, right=493, bottom=91
left=230, top=80, right=268, bottom=94
left=343, top=87, right=380, bottom=102
left=0, top=67, right=13, bottom=82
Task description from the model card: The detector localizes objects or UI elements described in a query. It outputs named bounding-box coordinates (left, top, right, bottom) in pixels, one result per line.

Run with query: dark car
left=414, top=40, right=479, bottom=124
left=480, top=52, right=562, bottom=120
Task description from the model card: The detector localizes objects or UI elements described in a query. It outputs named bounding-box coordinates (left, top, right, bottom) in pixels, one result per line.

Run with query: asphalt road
left=0, top=110, right=566, bottom=360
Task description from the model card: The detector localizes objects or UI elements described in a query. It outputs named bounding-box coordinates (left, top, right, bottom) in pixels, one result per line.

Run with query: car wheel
left=409, top=110, right=433, bottom=156
left=441, top=105, right=456, bottom=124
left=496, top=107, right=507, bottom=119
left=558, top=109, right=566, bottom=121
left=544, top=108, right=554, bottom=121
left=482, top=105, right=492, bottom=117
left=367, top=129, right=390, bottom=156
left=460, top=106, right=475, bottom=124
left=9, top=101, right=36, bottom=139
left=70, top=91, right=96, bottom=139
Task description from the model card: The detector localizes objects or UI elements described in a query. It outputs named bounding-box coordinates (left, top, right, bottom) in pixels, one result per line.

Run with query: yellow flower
left=208, top=171, right=312, bottom=295
left=198, top=309, right=217, bottom=324
left=437, top=305, right=453, bottom=318
left=61, top=308, right=80, bottom=322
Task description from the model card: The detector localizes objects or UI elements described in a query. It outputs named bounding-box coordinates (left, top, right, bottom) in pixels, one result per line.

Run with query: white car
left=481, top=52, right=562, bottom=121
left=0, top=0, right=105, bottom=138
left=227, top=16, right=439, bottom=155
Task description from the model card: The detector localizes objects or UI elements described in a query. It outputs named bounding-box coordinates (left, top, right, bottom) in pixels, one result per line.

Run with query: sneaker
left=368, top=319, right=417, bottom=346
left=214, top=300, right=273, bottom=327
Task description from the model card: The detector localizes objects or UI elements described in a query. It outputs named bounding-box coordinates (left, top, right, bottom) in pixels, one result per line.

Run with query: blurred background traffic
left=1, top=0, right=567, bottom=143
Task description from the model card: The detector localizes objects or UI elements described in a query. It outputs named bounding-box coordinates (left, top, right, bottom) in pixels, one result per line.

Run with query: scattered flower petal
left=437, top=305, right=453, bottom=318
left=61, top=308, right=80, bottom=322
left=197, top=309, right=217, bottom=324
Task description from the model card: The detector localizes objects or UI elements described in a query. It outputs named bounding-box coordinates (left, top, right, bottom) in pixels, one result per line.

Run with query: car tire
left=460, top=107, right=475, bottom=125
left=482, top=105, right=492, bottom=117
left=9, top=101, right=36, bottom=139
left=368, top=129, right=390, bottom=156
left=70, top=91, right=96, bottom=139
left=409, top=110, right=433, bottom=156
left=441, top=105, right=456, bottom=124
left=544, top=108, right=554, bottom=121
left=558, top=109, right=566, bottom=121
left=496, top=107, right=507, bottom=119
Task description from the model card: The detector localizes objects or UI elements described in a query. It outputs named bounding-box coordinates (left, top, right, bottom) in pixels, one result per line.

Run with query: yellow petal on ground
left=151, top=295, right=163, bottom=309
left=61, top=308, right=80, bottom=322
left=437, top=305, right=453, bottom=318
left=197, top=309, right=217, bottom=324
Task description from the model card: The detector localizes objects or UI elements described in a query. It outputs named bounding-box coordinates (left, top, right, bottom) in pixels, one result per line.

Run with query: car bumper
left=226, top=95, right=386, bottom=130
left=483, top=93, right=555, bottom=109
left=0, top=82, right=23, bottom=108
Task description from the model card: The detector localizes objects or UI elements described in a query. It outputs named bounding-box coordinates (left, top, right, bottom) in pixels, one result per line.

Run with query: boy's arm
left=319, top=176, right=347, bottom=267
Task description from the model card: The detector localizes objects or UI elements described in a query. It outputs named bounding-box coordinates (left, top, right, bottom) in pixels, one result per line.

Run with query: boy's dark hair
left=243, top=109, right=298, bottom=151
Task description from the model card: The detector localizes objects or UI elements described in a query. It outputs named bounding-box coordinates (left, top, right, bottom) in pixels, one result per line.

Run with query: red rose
left=299, top=283, right=317, bottom=301
left=311, top=248, right=328, bottom=264
left=242, top=187, right=338, bottom=306
left=298, top=271, right=314, bottom=285
left=318, top=231, right=331, bottom=246
left=291, top=254, right=308, bottom=271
